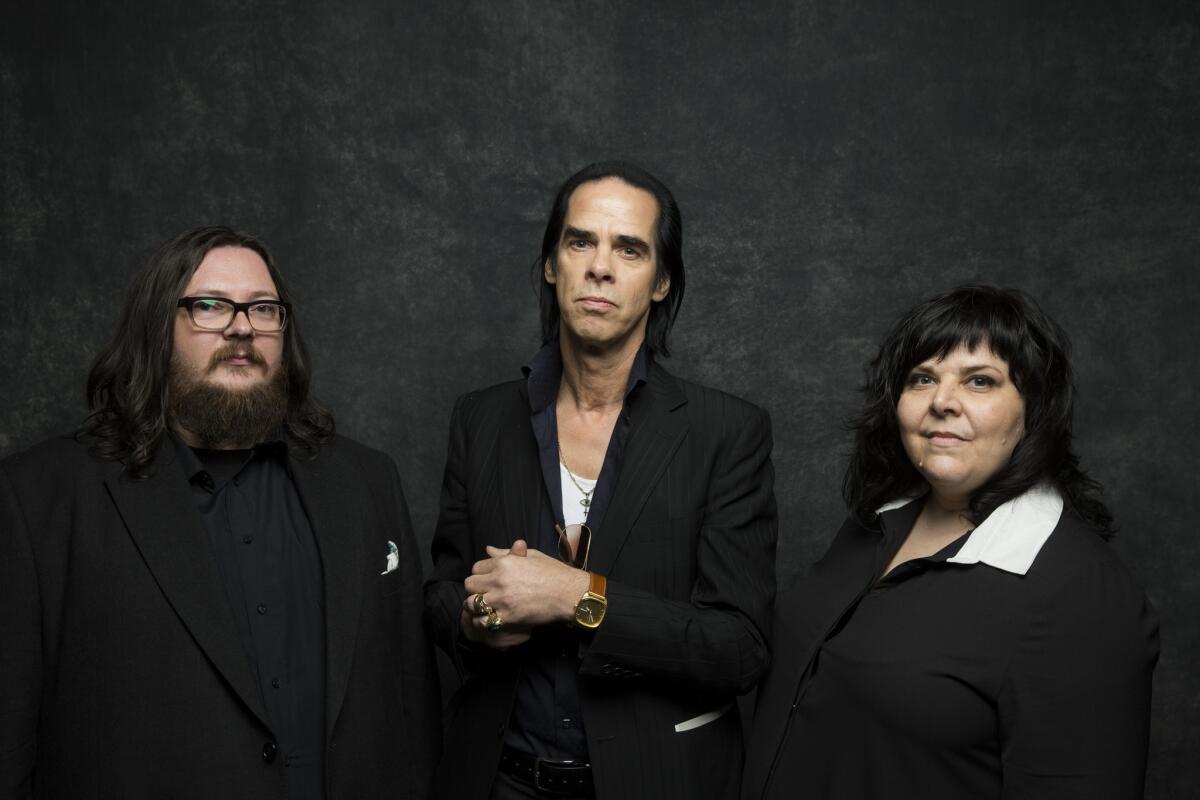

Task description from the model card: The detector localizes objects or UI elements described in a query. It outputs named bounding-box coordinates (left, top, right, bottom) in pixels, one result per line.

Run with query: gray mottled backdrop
left=2, top=0, right=1197, bottom=795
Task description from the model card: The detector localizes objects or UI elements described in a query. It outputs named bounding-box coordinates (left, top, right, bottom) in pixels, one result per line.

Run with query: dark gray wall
left=2, top=0, right=1196, bottom=795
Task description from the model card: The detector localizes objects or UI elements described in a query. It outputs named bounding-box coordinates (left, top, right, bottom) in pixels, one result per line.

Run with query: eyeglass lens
left=556, top=524, right=591, bottom=570
left=190, top=299, right=286, bottom=331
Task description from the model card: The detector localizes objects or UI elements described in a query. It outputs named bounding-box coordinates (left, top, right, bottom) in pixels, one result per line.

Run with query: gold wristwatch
left=573, top=572, right=607, bottom=629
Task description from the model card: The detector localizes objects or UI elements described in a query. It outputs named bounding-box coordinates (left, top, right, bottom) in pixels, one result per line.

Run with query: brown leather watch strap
left=589, top=572, right=606, bottom=598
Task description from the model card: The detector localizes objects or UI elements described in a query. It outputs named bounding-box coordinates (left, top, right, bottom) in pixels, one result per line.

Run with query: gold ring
left=473, top=594, right=494, bottom=616
left=485, top=610, right=504, bottom=632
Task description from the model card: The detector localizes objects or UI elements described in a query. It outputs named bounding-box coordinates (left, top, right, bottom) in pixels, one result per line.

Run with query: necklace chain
left=557, top=444, right=595, bottom=514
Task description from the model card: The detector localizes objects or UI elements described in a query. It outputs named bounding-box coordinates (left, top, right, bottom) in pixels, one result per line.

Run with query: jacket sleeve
left=423, top=395, right=481, bottom=681
left=578, top=404, right=778, bottom=695
left=998, top=554, right=1159, bottom=799
left=0, top=463, right=38, bottom=800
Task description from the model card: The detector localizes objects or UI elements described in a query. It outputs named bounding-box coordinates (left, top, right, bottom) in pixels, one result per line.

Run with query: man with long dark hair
left=0, top=226, right=437, bottom=799
left=425, top=163, right=778, bottom=800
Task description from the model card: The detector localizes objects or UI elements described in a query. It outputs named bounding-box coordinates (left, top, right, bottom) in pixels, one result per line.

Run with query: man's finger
left=510, top=539, right=529, bottom=556
left=470, top=558, right=497, bottom=575
left=463, top=575, right=494, bottom=596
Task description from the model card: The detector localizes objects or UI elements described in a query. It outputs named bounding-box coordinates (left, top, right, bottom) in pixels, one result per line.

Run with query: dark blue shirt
left=506, top=342, right=648, bottom=761
left=173, top=435, right=326, bottom=800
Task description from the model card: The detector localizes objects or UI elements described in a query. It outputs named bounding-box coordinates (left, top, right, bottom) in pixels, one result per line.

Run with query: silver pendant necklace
left=558, top=444, right=595, bottom=515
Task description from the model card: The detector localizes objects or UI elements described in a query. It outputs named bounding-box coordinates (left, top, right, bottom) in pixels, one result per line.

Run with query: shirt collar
left=170, top=432, right=208, bottom=483
left=168, top=429, right=290, bottom=485
left=522, top=341, right=649, bottom=412
left=875, top=483, right=1064, bottom=576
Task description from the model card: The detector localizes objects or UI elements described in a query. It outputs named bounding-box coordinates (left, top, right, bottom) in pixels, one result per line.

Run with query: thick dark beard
left=169, top=361, right=290, bottom=449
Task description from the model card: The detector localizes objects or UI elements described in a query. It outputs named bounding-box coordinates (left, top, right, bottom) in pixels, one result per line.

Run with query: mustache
left=207, top=343, right=267, bottom=371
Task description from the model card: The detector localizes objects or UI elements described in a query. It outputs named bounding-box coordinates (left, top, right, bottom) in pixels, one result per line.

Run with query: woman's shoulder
left=1020, top=509, right=1157, bottom=639
left=1030, top=510, right=1144, bottom=590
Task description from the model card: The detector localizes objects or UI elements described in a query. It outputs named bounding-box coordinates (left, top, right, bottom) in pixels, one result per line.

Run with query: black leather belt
left=498, top=744, right=594, bottom=797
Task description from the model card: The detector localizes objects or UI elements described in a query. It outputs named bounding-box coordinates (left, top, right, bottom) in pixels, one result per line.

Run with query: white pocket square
left=673, top=703, right=733, bottom=733
left=381, top=540, right=399, bottom=575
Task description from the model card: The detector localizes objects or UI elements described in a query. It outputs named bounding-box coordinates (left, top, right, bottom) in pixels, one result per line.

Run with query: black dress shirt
left=749, top=495, right=1159, bottom=799
left=173, top=435, right=326, bottom=800
left=505, top=343, right=647, bottom=761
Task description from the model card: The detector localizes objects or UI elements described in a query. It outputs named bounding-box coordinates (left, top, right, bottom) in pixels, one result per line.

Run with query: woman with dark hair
left=743, top=286, right=1158, bottom=799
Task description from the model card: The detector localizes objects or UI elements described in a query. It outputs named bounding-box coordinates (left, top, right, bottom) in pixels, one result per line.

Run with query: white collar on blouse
left=875, top=483, right=1064, bottom=576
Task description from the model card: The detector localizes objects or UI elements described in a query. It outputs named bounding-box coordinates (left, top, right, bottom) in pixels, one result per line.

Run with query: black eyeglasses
left=555, top=523, right=592, bottom=571
left=177, top=296, right=291, bottom=332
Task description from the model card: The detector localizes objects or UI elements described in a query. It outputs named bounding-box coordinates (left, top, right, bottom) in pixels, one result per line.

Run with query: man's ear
left=544, top=257, right=556, bottom=284
left=652, top=273, right=670, bottom=303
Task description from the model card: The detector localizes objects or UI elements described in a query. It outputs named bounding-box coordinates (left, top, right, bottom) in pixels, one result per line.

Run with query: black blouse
left=743, top=497, right=1159, bottom=800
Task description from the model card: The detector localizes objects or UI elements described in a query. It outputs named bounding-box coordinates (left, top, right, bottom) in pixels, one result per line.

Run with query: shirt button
left=243, top=535, right=253, bottom=544
left=262, top=741, right=277, bottom=763
left=257, top=604, right=268, bottom=615
left=271, top=677, right=281, bottom=689
left=560, top=718, right=573, bottom=728
left=233, top=477, right=241, bottom=486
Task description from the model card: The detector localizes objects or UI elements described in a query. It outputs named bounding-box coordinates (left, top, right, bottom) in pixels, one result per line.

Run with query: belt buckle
left=532, top=756, right=586, bottom=796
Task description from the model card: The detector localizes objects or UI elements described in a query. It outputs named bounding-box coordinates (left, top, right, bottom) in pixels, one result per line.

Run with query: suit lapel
left=106, top=448, right=271, bottom=731
left=287, top=445, right=366, bottom=740
left=589, top=365, right=689, bottom=574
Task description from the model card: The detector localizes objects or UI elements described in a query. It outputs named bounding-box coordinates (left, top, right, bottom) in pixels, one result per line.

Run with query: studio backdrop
left=2, top=1, right=1197, bottom=797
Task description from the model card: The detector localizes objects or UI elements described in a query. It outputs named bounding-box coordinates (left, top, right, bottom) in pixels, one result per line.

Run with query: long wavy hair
left=534, top=161, right=686, bottom=358
left=842, top=285, right=1113, bottom=534
left=83, top=225, right=333, bottom=475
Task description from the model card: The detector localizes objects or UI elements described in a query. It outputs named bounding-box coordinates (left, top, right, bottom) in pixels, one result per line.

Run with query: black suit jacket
left=425, top=361, right=778, bottom=800
left=0, top=433, right=438, bottom=800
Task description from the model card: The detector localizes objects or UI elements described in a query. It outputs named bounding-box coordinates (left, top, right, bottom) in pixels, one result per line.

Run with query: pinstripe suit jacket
left=425, top=359, right=778, bottom=800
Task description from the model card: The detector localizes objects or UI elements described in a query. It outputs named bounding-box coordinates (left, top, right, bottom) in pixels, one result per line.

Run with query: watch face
left=575, top=597, right=605, bottom=628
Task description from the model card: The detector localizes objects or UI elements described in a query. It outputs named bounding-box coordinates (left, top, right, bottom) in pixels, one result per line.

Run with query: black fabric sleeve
left=578, top=404, right=778, bottom=694
left=423, top=395, right=482, bottom=681
left=0, top=463, right=38, bottom=800
left=998, top=551, right=1159, bottom=799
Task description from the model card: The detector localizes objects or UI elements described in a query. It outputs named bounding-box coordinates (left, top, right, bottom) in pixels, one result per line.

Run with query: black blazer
left=0, top=434, right=438, bottom=800
left=425, top=361, right=778, bottom=800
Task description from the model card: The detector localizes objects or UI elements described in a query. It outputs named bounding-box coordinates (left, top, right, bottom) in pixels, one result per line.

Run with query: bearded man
left=0, top=226, right=437, bottom=799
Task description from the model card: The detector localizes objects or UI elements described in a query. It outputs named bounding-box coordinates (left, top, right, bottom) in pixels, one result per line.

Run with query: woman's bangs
left=904, top=301, right=1026, bottom=376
